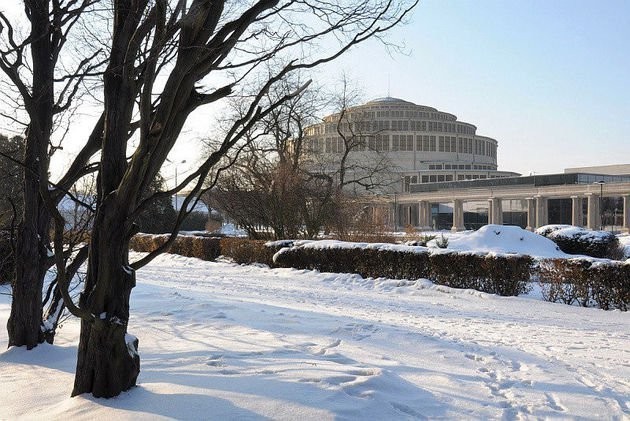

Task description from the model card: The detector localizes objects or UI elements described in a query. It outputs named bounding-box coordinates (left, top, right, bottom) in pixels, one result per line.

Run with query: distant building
left=564, top=164, right=630, bottom=176
left=304, top=97, right=519, bottom=193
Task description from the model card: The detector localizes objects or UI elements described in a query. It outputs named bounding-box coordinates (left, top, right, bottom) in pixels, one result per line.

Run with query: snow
left=218, top=223, right=247, bottom=237
left=1, top=249, right=629, bottom=419
left=439, top=225, right=569, bottom=258
left=536, top=224, right=617, bottom=243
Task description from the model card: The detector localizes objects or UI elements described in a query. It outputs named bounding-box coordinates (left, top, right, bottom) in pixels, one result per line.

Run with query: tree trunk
left=6, top=136, right=51, bottom=349
left=7, top=208, right=49, bottom=348
left=72, top=202, right=139, bottom=398
left=6, top=0, right=54, bottom=350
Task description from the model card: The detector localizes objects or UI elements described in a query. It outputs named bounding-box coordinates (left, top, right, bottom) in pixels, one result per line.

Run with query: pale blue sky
left=2, top=1, right=628, bottom=178
left=322, top=0, right=630, bottom=175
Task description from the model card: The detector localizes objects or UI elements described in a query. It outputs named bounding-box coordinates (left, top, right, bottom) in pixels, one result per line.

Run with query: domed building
left=304, top=97, right=519, bottom=193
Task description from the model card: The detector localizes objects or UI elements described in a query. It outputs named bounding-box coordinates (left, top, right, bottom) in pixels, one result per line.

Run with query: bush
left=538, top=258, right=629, bottom=310
left=537, top=225, right=623, bottom=259
left=590, top=262, right=630, bottom=311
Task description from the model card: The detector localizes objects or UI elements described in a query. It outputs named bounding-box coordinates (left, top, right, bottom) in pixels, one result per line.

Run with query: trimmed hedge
left=129, top=234, right=278, bottom=266
left=538, top=258, right=629, bottom=311
left=274, top=244, right=531, bottom=297
left=219, top=237, right=281, bottom=267
left=274, top=245, right=431, bottom=281
left=129, top=234, right=627, bottom=308
left=428, top=252, right=532, bottom=296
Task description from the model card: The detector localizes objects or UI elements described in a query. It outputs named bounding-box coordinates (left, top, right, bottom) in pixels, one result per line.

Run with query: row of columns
left=411, top=194, right=630, bottom=232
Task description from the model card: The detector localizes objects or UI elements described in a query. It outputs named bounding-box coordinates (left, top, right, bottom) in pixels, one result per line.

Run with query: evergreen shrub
left=537, top=226, right=623, bottom=259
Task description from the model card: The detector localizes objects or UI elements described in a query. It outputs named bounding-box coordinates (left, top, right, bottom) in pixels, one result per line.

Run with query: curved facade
left=304, top=97, right=519, bottom=192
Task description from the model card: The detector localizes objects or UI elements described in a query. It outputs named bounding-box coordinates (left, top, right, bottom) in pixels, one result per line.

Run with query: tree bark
left=72, top=202, right=139, bottom=397
left=7, top=209, right=49, bottom=348
left=6, top=0, right=54, bottom=349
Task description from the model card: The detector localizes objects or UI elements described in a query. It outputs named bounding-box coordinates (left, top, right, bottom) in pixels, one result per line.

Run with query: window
left=325, top=137, right=332, bottom=153
left=392, top=135, right=400, bottom=151
left=375, top=134, right=389, bottom=151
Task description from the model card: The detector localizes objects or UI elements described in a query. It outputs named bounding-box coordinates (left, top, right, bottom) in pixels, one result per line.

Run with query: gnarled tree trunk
left=72, top=202, right=139, bottom=397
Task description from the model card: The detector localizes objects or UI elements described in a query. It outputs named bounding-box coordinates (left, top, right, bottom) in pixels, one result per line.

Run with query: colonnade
left=407, top=193, right=630, bottom=232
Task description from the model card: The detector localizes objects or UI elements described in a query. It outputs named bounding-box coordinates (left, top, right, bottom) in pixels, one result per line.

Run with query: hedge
left=538, top=258, right=630, bottom=311
left=273, top=244, right=530, bottom=297
left=273, top=243, right=431, bottom=281
left=129, top=234, right=627, bottom=308
left=129, top=234, right=279, bottom=267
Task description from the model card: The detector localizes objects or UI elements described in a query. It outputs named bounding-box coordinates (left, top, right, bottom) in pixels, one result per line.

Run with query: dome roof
left=366, top=96, right=415, bottom=106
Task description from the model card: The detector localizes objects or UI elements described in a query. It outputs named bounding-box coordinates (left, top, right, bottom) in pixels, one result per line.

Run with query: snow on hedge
left=446, top=225, right=568, bottom=258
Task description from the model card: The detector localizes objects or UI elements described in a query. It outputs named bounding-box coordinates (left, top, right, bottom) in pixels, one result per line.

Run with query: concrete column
left=487, top=199, right=493, bottom=226
left=451, top=199, right=465, bottom=232
left=586, top=193, right=600, bottom=230
left=535, top=196, right=547, bottom=228
left=490, top=198, right=502, bottom=225
left=623, top=195, right=630, bottom=233
left=571, top=196, right=583, bottom=227
left=418, top=200, right=431, bottom=230
left=400, top=205, right=407, bottom=227
left=525, top=198, right=536, bottom=231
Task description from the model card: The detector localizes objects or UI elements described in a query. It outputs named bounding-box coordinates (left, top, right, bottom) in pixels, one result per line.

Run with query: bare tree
left=29, top=0, right=419, bottom=398
left=208, top=76, right=394, bottom=239
left=0, top=1, right=106, bottom=349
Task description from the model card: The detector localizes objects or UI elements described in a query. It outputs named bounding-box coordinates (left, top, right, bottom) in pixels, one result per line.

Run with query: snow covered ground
left=1, top=250, right=628, bottom=420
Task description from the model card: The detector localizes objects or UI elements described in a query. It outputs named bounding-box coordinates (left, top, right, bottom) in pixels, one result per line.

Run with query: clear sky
left=321, top=0, right=630, bottom=175
left=2, top=1, right=629, bottom=178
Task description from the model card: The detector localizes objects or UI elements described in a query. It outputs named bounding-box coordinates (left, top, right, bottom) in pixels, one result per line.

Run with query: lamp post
left=595, top=180, right=605, bottom=230
left=174, top=159, right=187, bottom=211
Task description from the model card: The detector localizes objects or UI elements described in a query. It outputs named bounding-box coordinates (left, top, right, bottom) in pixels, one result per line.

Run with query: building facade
left=304, top=97, right=519, bottom=192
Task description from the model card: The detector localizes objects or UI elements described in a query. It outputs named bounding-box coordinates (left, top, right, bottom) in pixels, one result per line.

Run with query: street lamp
left=595, top=180, right=605, bottom=230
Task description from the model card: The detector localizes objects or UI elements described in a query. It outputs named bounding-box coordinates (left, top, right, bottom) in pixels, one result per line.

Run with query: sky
left=1, top=1, right=629, bottom=179
left=321, top=0, right=630, bottom=175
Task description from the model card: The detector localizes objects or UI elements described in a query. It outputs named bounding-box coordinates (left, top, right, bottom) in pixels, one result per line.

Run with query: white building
left=304, top=97, right=519, bottom=193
